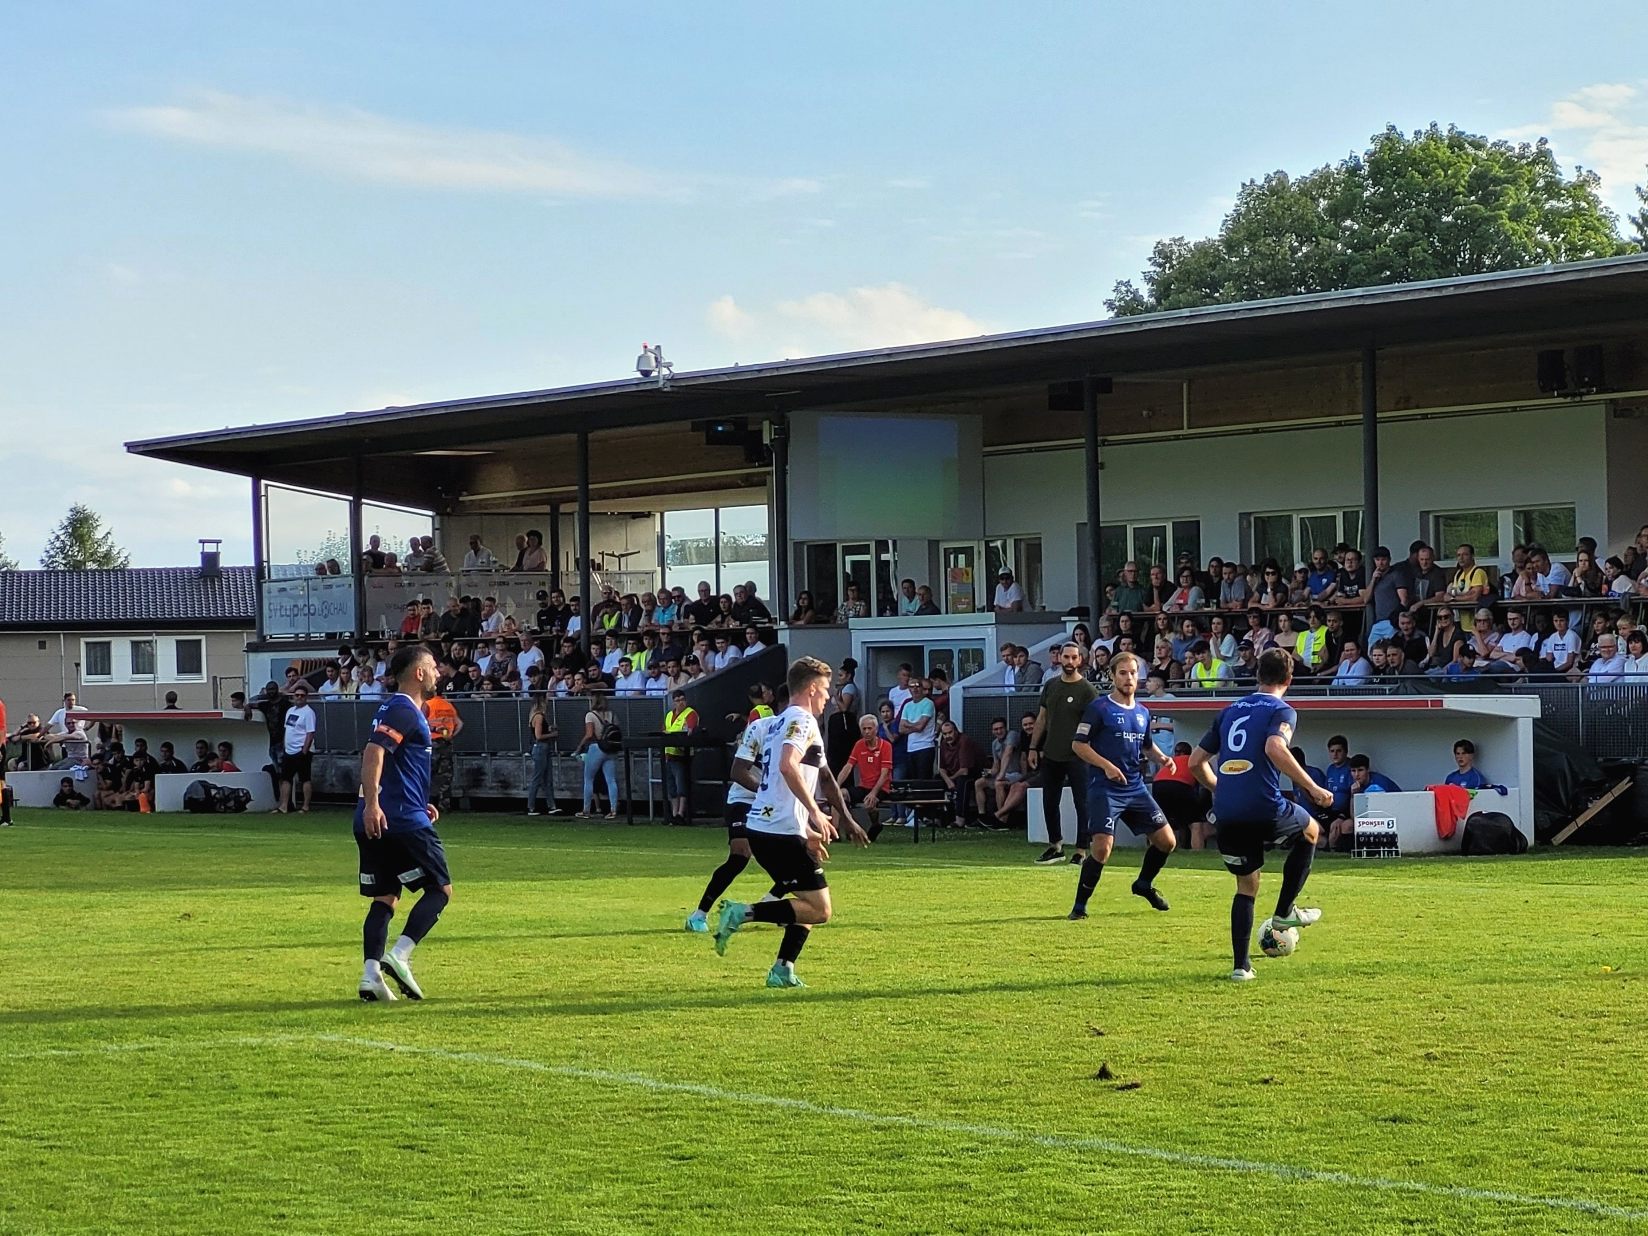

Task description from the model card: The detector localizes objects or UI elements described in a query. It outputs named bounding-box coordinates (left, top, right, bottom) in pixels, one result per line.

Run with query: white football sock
left=362, top=959, right=381, bottom=982
left=391, top=935, right=415, bottom=960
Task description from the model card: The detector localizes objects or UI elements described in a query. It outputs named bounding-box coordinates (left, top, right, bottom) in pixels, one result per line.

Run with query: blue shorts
left=355, top=826, right=451, bottom=897
left=1214, top=802, right=1313, bottom=876
left=1088, top=783, right=1170, bottom=839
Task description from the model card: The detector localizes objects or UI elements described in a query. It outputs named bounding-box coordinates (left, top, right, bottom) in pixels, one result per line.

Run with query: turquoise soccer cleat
left=684, top=909, right=709, bottom=934
left=714, top=901, right=750, bottom=955
left=766, top=962, right=806, bottom=988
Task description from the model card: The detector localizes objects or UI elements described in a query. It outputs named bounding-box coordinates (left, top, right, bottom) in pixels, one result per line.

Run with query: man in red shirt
left=1151, top=741, right=1212, bottom=849
left=836, top=714, right=893, bottom=840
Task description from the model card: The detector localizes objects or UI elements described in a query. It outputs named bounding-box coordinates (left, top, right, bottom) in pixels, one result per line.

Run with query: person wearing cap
left=993, top=568, right=1025, bottom=614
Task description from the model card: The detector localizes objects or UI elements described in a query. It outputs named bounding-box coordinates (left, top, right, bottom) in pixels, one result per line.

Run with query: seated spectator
left=915, top=584, right=941, bottom=615
left=993, top=568, right=1025, bottom=614
left=216, top=741, right=240, bottom=772
left=1490, top=608, right=1536, bottom=668
left=1206, top=614, right=1237, bottom=661
left=712, top=632, right=743, bottom=671
left=1093, top=614, right=1118, bottom=652
left=1327, top=754, right=1401, bottom=850
left=1294, top=606, right=1332, bottom=674
left=186, top=739, right=212, bottom=772
left=419, top=535, right=448, bottom=574
left=1089, top=645, right=1114, bottom=690
left=1624, top=629, right=1648, bottom=675
left=1162, top=567, right=1205, bottom=613
left=478, top=597, right=504, bottom=636
left=1322, top=736, right=1353, bottom=818
left=1424, top=607, right=1467, bottom=671
left=1445, top=739, right=1489, bottom=789
left=1604, top=556, right=1634, bottom=597
left=1440, top=642, right=1487, bottom=679
left=1445, top=544, right=1490, bottom=607
left=597, top=633, right=623, bottom=677
left=515, top=529, right=548, bottom=572
left=1149, top=636, right=1182, bottom=686
left=1243, top=608, right=1275, bottom=653
left=1254, top=560, right=1287, bottom=609
left=742, top=625, right=765, bottom=658
left=896, top=578, right=921, bottom=616
left=1286, top=565, right=1312, bottom=607
left=1185, top=639, right=1231, bottom=689
left=52, top=776, right=91, bottom=810
left=155, top=742, right=187, bottom=775
left=936, top=719, right=984, bottom=827
left=1218, top=560, right=1253, bottom=611
left=1140, top=564, right=1171, bottom=613
left=789, top=591, right=818, bottom=625
left=838, top=713, right=895, bottom=836
left=733, top=582, right=773, bottom=626
left=615, top=657, right=648, bottom=695
left=1331, top=638, right=1372, bottom=686
left=982, top=712, right=1034, bottom=824
left=835, top=583, right=868, bottom=622
left=1582, top=633, right=1626, bottom=683
left=1306, top=548, right=1336, bottom=602
left=1169, top=618, right=1200, bottom=664
left=1567, top=547, right=1604, bottom=598
left=1541, top=611, right=1582, bottom=676
left=1231, top=640, right=1259, bottom=684
left=1529, top=544, right=1571, bottom=598
left=1112, top=561, right=1147, bottom=613
left=318, top=664, right=346, bottom=698
left=615, top=593, right=643, bottom=633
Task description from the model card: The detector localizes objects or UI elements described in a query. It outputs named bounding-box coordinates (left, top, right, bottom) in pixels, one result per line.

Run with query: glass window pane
left=364, top=502, right=435, bottom=572
left=85, top=641, right=111, bottom=678
left=1298, top=515, right=1338, bottom=562
left=942, top=544, right=977, bottom=614
left=875, top=540, right=896, bottom=617
left=1341, top=510, right=1364, bottom=555
left=663, top=509, right=717, bottom=597
left=718, top=505, right=769, bottom=603
left=131, top=639, right=155, bottom=677
left=805, top=543, right=838, bottom=617
left=1099, top=525, right=1128, bottom=588
left=1434, top=511, right=1500, bottom=560
left=265, top=485, right=351, bottom=577
left=842, top=543, right=872, bottom=612
left=956, top=646, right=985, bottom=680
left=1514, top=506, right=1576, bottom=553
left=1171, top=520, right=1201, bottom=569
left=1017, top=538, right=1043, bottom=610
left=175, top=639, right=204, bottom=677
left=1132, top=525, right=1167, bottom=573
left=1252, top=514, right=1292, bottom=569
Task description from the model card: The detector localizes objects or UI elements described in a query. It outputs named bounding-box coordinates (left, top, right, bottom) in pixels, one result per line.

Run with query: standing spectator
left=1406, top=544, right=1449, bottom=617
left=423, top=692, right=463, bottom=812
left=1028, top=643, right=1098, bottom=864
left=1530, top=544, right=1572, bottom=598
left=1306, top=548, right=1337, bottom=602
left=834, top=583, right=868, bottom=623
left=915, top=585, right=941, bottom=615
left=518, top=530, right=549, bottom=572
left=419, top=535, right=449, bottom=574
left=1327, top=547, right=1368, bottom=608
left=525, top=694, right=561, bottom=817
left=899, top=678, right=938, bottom=778
left=462, top=534, right=497, bottom=571
left=1447, top=544, right=1491, bottom=607
left=1112, top=562, right=1147, bottom=614
left=896, top=578, right=921, bottom=616
left=993, top=568, right=1025, bottom=614
left=936, top=720, right=984, bottom=828
left=661, top=690, right=698, bottom=826
left=276, top=684, right=316, bottom=814
left=574, top=687, right=622, bottom=819
left=1364, top=546, right=1408, bottom=644
left=826, top=658, right=862, bottom=771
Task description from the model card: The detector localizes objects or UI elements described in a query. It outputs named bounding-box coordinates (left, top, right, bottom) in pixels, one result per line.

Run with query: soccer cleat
left=1034, top=846, right=1065, bottom=865
left=714, top=900, right=749, bottom=955
left=1272, top=906, right=1322, bottom=930
left=358, top=974, right=398, bottom=1003
left=766, top=963, right=806, bottom=988
left=380, top=951, right=423, bottom=1000
left=1131, top=881, right=1171, bottom=912
left=1068, top=851, right=1085, bottom=865
left=1228, top=968, right=1257, bottom=983
left=1066, top=907, right=1088, bottom=920
left=526, top=810, right=542, bottom=817
left=684, top=909, right=709, bottom=934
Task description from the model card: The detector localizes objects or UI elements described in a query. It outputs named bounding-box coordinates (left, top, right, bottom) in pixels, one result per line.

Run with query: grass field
left=1, top=809, right=1646, bottom=1234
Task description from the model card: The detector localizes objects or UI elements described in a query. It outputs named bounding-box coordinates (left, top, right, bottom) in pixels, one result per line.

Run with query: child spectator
left=53, top=777, right=90, bottom=810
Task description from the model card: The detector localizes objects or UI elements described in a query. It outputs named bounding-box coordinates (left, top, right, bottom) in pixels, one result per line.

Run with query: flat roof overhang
left=127, top=255, right=1648, bottom=510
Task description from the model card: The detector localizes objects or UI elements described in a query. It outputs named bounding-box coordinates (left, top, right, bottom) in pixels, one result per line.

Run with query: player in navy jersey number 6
left=1189, top=647, right=1333, bottom=982
left=353, top=644, right=454, bottom=1003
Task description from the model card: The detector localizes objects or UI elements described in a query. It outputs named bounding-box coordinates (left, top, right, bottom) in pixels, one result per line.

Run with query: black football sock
left=1, top=785, right=12, bottom=824
left=403, top=886, right=449, bottom=944
left=866, top=820, right=884, bottom=841
left=1136, top=844, right=1169, bottom=888
left=1231, top=893, right=1255, bottom=970
left=1073, top=857, right=1104, bottom=911
left=1275, top=841, right=1316, bottom=919
left=697, top=854, right=751, bottom=913
left=750, top=899, right=797, bottom=926
left=363, top=900, right=394, bottom=961
left=778, top=923, right=810, bottom=964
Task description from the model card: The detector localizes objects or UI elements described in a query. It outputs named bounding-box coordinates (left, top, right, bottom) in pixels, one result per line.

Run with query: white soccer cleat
left=1273, top=906, right=1322, bottom=929
left=1229, top=968, right=1257, bottom=983
left=380, top=951, right=424, bottom=1000
left=358, top=973, right=397, bottom=1003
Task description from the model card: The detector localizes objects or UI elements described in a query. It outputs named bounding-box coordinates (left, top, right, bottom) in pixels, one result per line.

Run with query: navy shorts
left=1215, top=802, right=1313, bottom=876
left=747, top=830, right=827, bottom=894
left=724, top=799, right=751, bottom=839
left=356, top=826, right=452, bottom=898
left=1088, top=783, right=1170, bottom=838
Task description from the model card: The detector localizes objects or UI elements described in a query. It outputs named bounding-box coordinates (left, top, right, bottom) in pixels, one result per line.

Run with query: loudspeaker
left=1536, top=349, right=1567, bottom=395
left=1571, top=344, right=1606, bottom=391
left=701, top=417, right=749, bottom=445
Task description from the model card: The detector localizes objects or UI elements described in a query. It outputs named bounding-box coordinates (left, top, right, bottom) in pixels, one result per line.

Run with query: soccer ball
left=1259, top=918, right=1300, bottom=958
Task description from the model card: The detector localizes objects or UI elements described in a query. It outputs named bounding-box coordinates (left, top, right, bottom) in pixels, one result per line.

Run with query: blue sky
left=3, top=0, right=1646, bottom=565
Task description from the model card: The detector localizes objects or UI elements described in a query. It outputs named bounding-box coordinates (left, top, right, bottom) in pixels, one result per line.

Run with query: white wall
left=983, top=404, right=1610, bottom=612
left=1605, top=407, right=1648, bottom=554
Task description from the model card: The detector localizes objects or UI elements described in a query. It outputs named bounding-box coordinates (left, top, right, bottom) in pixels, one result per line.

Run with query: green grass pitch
left=1, top=809, right=1645, bottom=1234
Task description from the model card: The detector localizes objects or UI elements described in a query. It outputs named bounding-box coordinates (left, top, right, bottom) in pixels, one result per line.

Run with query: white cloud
left=706, top=295, right=756, bottom=343
left=704, top=283, right=985, bottom=359
left=886, top=176, right=930, bottom=191
left=1504, top=81, right=1648, bottom=218
left=107, top=90, right=819, bottom=203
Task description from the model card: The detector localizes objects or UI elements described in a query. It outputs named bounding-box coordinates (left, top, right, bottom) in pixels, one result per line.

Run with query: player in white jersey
left=713, top=656, right=865, bottom=987
left=684, top=692, right=788, bottom=933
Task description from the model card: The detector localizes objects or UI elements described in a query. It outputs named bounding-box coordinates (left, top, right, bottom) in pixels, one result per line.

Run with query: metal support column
left=1083, top=375, right=1104, bottom=623
left=250, top=476, right=266, bottom=641
left=770, top=418, right=790, bottom=615
left=577, top=430, right=593, bottom=655
left=1361, top=345, right=1380, bottom=558
left=548, top=501, right=562, bottom=593
left=349, top=455, right=366, bottom=638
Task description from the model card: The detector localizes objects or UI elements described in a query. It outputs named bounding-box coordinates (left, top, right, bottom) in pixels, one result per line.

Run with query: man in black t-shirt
left=155, top=742, right=188, bottom=776
left=685, top=581, right=719, bottom=628
left=1028, top=644, right=1099, bottom=866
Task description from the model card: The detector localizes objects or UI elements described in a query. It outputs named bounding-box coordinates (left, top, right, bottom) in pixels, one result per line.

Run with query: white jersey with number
left=726, top=714, right=781, bottom=807
left=745, top=706, right=824, bottom=836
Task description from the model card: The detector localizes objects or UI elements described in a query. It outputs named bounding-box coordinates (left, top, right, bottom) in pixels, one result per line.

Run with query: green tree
left=1109, top=125, right=1632, bottom=315
left=0, top=531, right=18, bottom=571
left=1631, top=168, right=1647, bottom=249
left=39, top=504, right=130, bottom=570
left=294, top=529, right=351, bottom=569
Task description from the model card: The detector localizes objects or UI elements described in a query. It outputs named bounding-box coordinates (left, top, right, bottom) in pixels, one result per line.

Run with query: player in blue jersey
left=1189, top=648, right=1334, bottom=981
left=1068, top=651, right=1175, bottom=919
left=353, top=644, right=452, bottom=1003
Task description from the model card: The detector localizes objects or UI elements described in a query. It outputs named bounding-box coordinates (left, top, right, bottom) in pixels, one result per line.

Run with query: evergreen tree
left=39, top=505, right=131, bottom=570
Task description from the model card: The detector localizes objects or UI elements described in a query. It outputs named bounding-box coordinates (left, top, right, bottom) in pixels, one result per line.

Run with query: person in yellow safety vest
left=1188, top=640, right=1233, bottom=689
left=662, top=691, right=699, bottom=826
left=626, top=636, right=649, bottom=673
left=744, top=682, right=774, bottom=727
left=1295, top=604, right=1331, bottom=674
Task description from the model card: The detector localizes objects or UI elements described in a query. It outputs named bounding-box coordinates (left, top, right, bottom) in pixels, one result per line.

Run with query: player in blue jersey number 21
left=1189, top=647, right=1333, bottom=982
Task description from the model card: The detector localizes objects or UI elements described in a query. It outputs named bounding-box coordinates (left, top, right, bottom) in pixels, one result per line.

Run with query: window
left=985, top=536, right=1043, bottom=610
left=174, top=638, right=205, bottom=678
left=130, top=639, right=156, bottom=678
left=1099, top=519, right=1201, bottom=583
left=801, top=540, right=895, bottom=618
left=1248, top=508, right=1361, bottom=568
left=1428, top=505, right=1575, bottom=569
left=84, top=640, right=112, bottom=679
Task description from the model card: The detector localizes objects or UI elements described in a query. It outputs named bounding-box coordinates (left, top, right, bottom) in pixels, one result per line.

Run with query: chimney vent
left=198, top=538, right=222, bottom=579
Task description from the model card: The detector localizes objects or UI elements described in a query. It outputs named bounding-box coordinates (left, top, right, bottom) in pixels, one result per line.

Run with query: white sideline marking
left=20, top=1035, right=1641, bottom=1221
